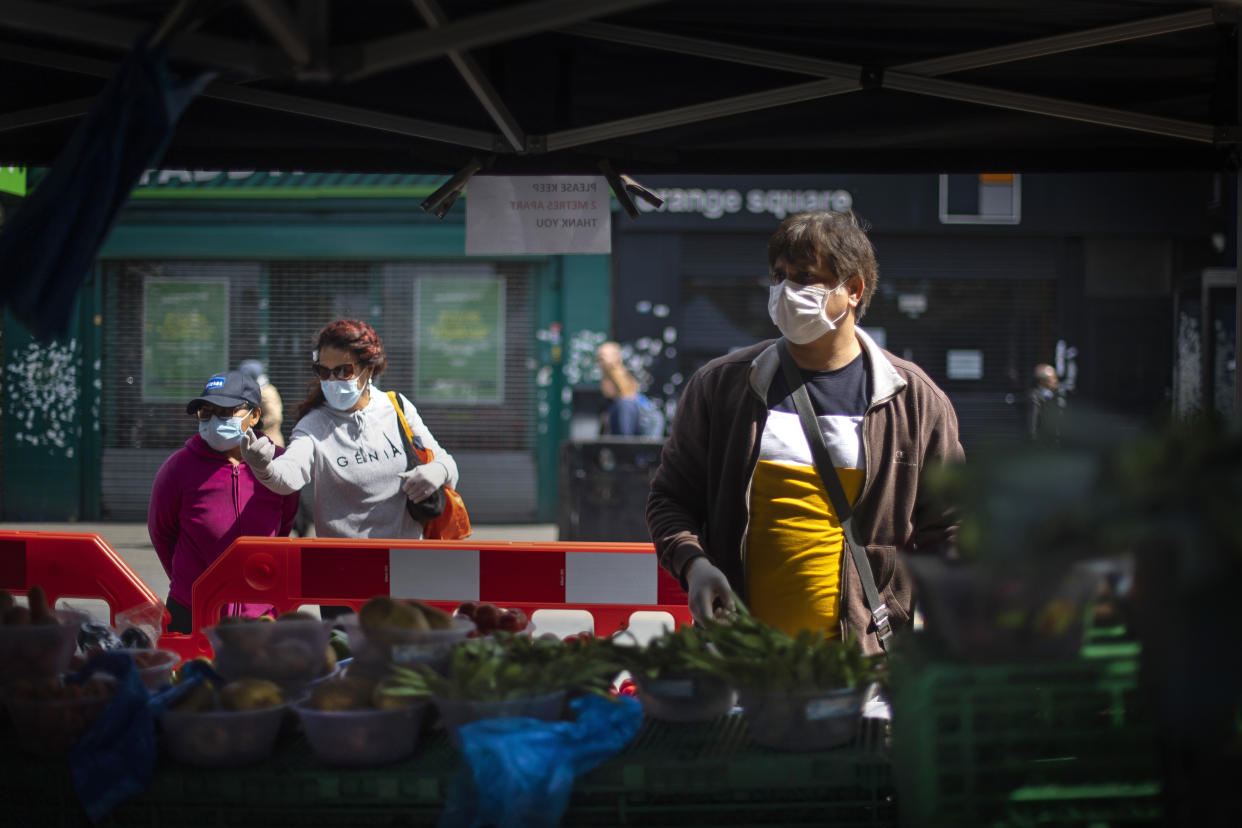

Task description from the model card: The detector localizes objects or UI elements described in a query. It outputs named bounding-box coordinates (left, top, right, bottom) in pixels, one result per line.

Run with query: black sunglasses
left=312, top=362, right=360, bottom=380
left=193, top=404, right=253, bottom=421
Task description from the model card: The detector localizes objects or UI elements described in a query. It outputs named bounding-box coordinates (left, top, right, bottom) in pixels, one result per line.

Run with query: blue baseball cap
left=186, top=370, right=261, bottom=414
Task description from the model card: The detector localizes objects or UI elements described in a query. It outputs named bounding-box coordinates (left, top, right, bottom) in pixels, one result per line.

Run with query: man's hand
left=240, top=429, right=275, bottom=475
left=685, top=557, right=735, bottom=625
left=399, top=462, right=448, bottom=502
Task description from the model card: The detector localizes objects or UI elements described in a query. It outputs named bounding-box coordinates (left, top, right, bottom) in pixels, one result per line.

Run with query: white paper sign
left=946, top=349, right=984, bottom=380
left=465, top=175, right=611, bottom=255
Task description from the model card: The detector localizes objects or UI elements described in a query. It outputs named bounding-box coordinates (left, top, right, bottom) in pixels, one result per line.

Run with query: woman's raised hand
left=239, top=429, right=276, bottom=475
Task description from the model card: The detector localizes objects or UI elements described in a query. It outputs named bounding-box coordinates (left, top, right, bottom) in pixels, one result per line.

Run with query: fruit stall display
left=0, top=589, right=900, bottom=826
left=0, top=584, right=1165, bottom=826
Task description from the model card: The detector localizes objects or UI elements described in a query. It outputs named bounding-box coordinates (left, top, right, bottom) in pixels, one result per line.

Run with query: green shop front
left=0, top=171, right=612, bottom=523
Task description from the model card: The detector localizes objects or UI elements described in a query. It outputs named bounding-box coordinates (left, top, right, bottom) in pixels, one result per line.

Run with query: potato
left=220, top=678, right=284, bottom=712
left=309, top=676, right=376, bottom=711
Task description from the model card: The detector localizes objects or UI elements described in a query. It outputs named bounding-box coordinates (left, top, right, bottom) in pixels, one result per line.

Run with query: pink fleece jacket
left=148, top=434, right=300, bottom=612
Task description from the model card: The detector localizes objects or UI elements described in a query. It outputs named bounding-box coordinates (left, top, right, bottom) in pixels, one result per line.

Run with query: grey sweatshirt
left=255, top=385, right=459, bottom=540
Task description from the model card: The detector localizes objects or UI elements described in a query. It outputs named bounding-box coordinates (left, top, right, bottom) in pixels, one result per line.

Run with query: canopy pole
left=1236, top=22, right=1241, bottom=423
left=1236, top=174, right=1241, bottom=421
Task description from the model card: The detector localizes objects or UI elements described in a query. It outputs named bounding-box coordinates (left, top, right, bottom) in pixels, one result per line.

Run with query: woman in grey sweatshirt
left=240, top=319, right=459, bottom=541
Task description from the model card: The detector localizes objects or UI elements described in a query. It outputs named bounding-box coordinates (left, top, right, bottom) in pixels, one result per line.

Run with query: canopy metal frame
left=0, top=0, right=1236, bottom=411
left=0, top=1, right=1225, bottom=154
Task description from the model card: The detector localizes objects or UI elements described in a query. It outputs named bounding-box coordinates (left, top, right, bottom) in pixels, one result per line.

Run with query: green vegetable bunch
left=609, top=622, right=717, bottom=682
left=382, top=631, right=624, bottom=702
left=685, top=606, right=881, bottom=693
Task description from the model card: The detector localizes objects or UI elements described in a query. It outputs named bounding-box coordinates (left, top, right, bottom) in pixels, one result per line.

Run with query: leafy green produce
left=381, top=631, right=624, bottom=703
left=610, top=623, right=718, bottom=682
left=679, top=605, right=881, bottom=693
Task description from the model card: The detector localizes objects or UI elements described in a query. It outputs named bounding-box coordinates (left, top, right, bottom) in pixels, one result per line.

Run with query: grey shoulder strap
left=776, top=341, right=892, bottom=651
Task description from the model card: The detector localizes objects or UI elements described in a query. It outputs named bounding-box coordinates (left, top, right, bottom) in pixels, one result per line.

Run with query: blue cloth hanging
left=438, top=694, right=643, bottom=828
left=0, top=36, right=212, bottom=341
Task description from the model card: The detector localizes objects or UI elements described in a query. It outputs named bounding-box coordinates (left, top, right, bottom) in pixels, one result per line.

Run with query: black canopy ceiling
left=0, top=0, right=1234, bottom=175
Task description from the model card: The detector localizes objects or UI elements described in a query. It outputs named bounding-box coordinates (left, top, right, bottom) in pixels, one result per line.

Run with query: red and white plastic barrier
left=0, top=530, right=162, bottom=627
left=166, top=537, right=691, bottom=657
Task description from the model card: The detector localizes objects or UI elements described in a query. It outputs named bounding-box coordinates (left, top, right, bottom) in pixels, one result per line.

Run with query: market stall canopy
left=0, top=0, right=1233, bottom=175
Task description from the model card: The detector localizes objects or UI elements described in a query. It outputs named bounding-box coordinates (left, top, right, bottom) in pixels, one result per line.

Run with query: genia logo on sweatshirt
left=333, top=436, right=404, bottom=468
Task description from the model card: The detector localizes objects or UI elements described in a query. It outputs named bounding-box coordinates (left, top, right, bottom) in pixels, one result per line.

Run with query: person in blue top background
left=596, top=341, right=665, bottom=438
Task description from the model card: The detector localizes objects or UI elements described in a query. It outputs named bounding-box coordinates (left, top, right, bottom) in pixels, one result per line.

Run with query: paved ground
left=0, top=521, right=558, bottom=616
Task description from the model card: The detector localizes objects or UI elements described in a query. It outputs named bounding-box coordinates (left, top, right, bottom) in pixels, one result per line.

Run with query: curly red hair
left=297, top=319, right=388, bottom=420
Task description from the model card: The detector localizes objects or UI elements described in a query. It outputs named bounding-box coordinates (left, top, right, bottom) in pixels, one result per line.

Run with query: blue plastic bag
left=70, top=654, right=223, bottom=822
left=438, top=694, right=643, bottom=828
left=69, top=651, right=155, bottom=823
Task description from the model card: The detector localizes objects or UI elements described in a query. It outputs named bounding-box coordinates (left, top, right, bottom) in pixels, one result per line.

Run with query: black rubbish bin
left=558, top=438, right=664, bottom=542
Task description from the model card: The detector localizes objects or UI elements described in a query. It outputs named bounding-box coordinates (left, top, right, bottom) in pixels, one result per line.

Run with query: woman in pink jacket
left=148, top=370, right=301, bottom=633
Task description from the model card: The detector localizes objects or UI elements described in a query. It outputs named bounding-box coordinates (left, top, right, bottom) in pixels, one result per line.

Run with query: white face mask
left=321, top=372, right=369, bottom=411
left=767, top=280, right=849, bottom=344
left=199, top=416, right=246, bottom=451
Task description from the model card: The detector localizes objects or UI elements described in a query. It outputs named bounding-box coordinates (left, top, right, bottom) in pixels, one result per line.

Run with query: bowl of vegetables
left=687, top=609, right=881, bottom=751
left=0, top=587, right=87, bottom=682
left=159, top=678, right=288, bottom=767
left=293, top=675, right=429, bottom=766
left=432, top=689, right=567, bottom=742
left=342, top=597, right=473, bottom=679
left=205, top=612, right=334, bottom=691
left=737, top=684, right=870, bottom=751
left=384, top=632, right=621, bottom=745
left=614, top=624, right=736, bottom=723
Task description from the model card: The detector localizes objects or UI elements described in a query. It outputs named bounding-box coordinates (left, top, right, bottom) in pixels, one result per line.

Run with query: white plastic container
left=294, top=700, right=428, bottom=766
left=124, top=648, right=180, bottom=691
left=341, top=614, right=473, bottom=678
left=433, top=689, right=565, bottom=745
left=205, top=619, right=331, bottom=689
left=0, top=610, right=86, bottom=682
left=738, top=685, right=867, bottom=751
left=160, top=704, right=287, bottom=767
left=635, top=672, right=735, bottom=723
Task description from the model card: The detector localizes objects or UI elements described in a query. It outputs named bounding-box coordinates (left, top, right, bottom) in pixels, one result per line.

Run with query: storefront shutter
left=100, top=260, right=536, bottom=522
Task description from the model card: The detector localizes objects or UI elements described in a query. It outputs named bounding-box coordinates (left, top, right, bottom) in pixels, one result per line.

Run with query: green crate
left=569, top=713, right=895, bottom=826
left=891, top=640, right=1160, bottom=827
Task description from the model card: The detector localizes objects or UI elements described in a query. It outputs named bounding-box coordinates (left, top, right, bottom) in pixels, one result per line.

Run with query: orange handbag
left=388, top=391, right=472, bottom=540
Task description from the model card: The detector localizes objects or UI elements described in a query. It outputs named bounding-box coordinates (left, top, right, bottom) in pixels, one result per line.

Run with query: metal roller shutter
left=101, top=260, right=536, bottom=522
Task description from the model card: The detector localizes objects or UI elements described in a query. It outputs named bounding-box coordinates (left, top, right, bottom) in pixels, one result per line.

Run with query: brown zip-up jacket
left=646, top=331, right=964, bottom=655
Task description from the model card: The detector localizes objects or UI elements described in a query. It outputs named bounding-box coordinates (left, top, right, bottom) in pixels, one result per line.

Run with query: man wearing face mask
left=148, top=370, right=301, bottom=633
left=647, top=211, right=964, bottom=655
